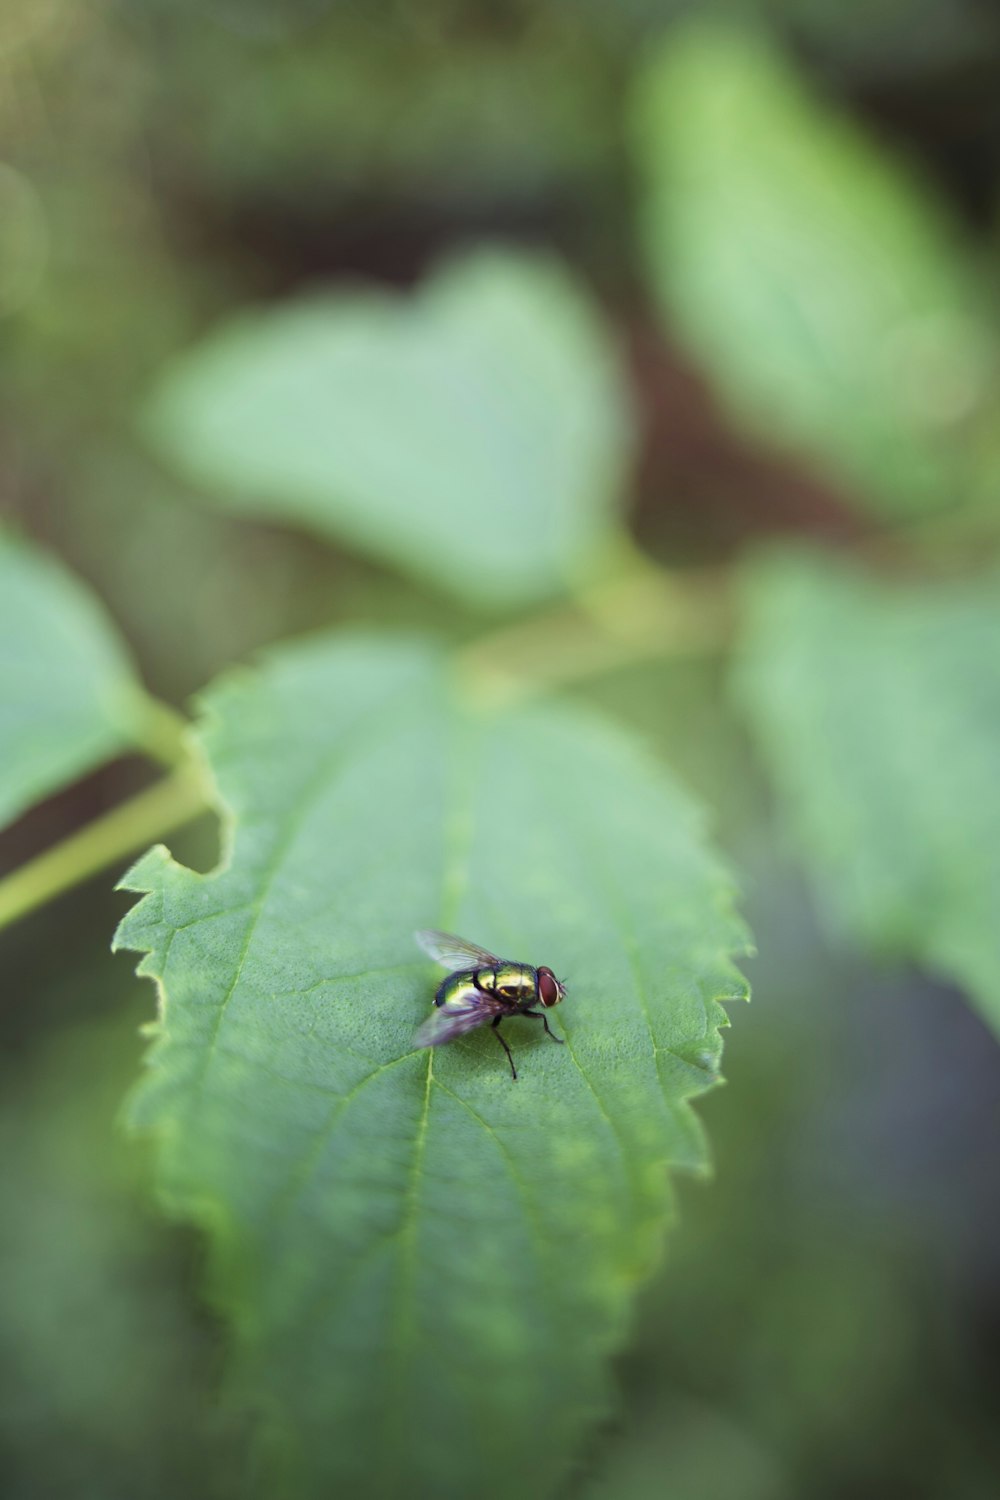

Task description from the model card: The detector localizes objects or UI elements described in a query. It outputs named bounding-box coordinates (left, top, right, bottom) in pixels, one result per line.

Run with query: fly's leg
left=522, top=1010, right=564, bottom=1044
left=491, top=1017, right=518, bottom=1081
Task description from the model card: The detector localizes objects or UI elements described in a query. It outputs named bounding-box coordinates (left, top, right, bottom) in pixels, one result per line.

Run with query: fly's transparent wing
left=414, top=929, right=500, bottom=971
left=413, top=996, right=500, bottom=1049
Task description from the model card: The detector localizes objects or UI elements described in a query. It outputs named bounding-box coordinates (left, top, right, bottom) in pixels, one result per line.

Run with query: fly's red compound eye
left=537, top=967, right=561, bottom=1007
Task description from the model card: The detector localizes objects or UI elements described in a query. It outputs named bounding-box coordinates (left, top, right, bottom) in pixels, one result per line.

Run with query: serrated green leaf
left=632, top=22, right=994, bottom=520
left=142, top=248, right=633, bottom=611
left=114, top=632, right=749, bottom=1498
left=0, top=530, right=149, bottom=828
left=736, top=548, right=1000, bottom=1034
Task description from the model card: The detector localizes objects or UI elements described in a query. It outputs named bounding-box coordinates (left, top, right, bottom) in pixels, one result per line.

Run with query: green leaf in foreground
left=115, top=633, right=749, bottom=1498
left=631, top=22, right=993, bottom=520
left=736, top=549, right=1000, bottom=1035
left=0, top=530, right=149, bottom=829
left=142, top=248, right=633, bottom=611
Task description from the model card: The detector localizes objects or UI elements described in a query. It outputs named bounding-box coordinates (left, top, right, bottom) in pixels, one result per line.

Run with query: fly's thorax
left=475, top=962, right=537, bottom=1006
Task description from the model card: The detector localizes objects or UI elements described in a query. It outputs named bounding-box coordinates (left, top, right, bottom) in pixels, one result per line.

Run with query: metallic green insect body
left=413, top=930, right=566, bottom=1081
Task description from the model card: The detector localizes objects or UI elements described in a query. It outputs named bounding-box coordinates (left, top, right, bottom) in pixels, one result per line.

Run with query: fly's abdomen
left=434, top=970, right=480, bottom=1009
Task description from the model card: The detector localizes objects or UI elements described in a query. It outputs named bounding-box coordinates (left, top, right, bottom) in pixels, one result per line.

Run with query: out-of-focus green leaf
left=114, top=631, right=749, bottom=1498
left=0, top=1014, right=233, bottom=1500
left=736, top=548, right=1000, bottom=1034
left=582, top=1396, right=787, bottom=1500
left=171, top=21, right=619, bottom=208
left=0, top=531, right=150, bottom=828
left=142, top=249, right=634, bottom=611
left=632, top=22, right=995, bottom=520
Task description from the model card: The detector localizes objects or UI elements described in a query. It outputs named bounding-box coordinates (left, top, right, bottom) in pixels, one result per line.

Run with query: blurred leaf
left=168, top=19, right=619, bottom=209
left=0, top=530, right=151, bottom=829
left=0, top=1013, right=233, bottom=1500
left=632, top=22, right=995, bottom=520
left=736, top=548, right=1000, bottom=1034
left=0, top=162, right=47, bottom=317
left=114, top=631, right=749, bottom=1498
left=582, top=1396, right=787, bottom=1500
left=142, top=248, right=634, bottom=611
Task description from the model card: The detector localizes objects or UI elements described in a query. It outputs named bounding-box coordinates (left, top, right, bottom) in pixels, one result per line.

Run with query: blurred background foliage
left=2, top=0, right=1000, bottom=1496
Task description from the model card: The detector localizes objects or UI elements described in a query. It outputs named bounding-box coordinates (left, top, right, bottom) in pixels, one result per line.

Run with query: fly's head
left=536, top=966, right=566, bottom=1008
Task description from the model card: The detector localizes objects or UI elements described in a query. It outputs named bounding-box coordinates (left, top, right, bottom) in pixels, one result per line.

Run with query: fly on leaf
left=413, top=929, right=566, bottom=1081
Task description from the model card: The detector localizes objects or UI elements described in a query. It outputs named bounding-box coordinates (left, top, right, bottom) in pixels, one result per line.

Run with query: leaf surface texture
left=116, top=633, right=749, bottom=1497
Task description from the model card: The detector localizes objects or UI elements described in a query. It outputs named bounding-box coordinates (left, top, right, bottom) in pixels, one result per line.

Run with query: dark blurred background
left=2, top=3, right=1000, bottom=1497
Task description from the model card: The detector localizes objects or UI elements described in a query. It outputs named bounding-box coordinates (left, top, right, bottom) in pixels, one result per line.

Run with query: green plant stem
left=132, top=691, right=192, bottom=769
left=0, top=553, right=729, bottom=929
left=0, top=764, right=211, bottom=933
left=458, top=551, right=733, bottom=705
